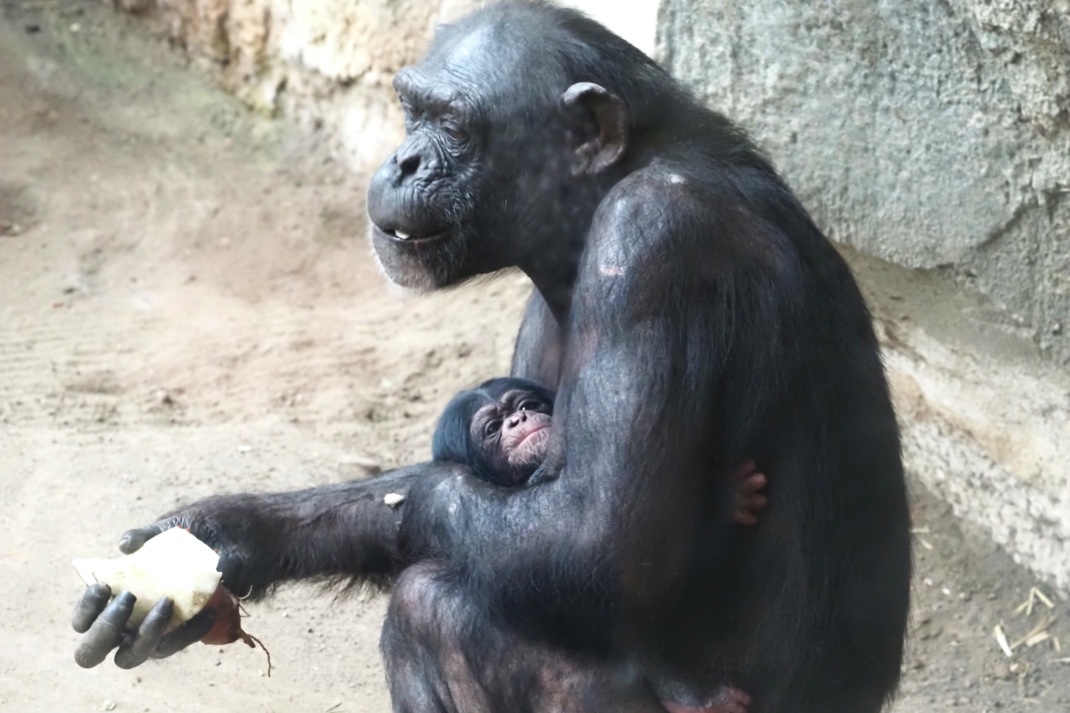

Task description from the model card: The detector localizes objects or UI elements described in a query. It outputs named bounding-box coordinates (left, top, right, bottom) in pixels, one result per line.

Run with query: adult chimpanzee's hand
left=70, top=477, right=415, bottom=669
left=70, top=505, right=253, bottom=669
left=128, top=504, right=264, bottom=584
left=71, top=581, right=216, bottom=669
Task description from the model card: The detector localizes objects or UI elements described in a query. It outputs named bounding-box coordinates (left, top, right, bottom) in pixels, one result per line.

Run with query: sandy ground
left=1, top=2, right=1068, bottom=712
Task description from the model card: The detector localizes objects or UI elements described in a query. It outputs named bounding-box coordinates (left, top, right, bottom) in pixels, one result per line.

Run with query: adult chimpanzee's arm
left=398, top=177, right=746, bottom=634
left=72, top=464, right=466, bottom=668
left=121, top=464, right=464, bottom=598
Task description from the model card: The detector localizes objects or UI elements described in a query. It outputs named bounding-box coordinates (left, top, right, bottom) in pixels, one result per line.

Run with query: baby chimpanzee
left=432, top=377, right=554, bottom=487
left=432, top=377, right=767, bottom=525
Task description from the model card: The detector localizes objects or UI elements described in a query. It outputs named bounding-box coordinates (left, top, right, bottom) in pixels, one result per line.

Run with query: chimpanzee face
left=432, top=377, right=557, bottom=487
left=470, top=388, right=553, bottom=478
left=365, top=15, right=609, bottom=291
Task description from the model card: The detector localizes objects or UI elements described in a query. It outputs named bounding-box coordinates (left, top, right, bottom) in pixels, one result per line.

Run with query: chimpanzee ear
left=559, top=82, right=629, bottom=176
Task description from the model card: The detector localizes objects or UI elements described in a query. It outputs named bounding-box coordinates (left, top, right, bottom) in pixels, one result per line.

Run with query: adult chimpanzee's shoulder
left=584, top=162, right=794, bottom=287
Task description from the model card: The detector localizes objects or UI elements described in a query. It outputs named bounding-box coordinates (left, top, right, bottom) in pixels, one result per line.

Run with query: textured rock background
left=659, top=0, right=1070, bottom=593
left=659, top=0, right=1070, bottom=364
left=106, top=0, right=659, bottom=167
left=109, top=0, right=483, bottom=166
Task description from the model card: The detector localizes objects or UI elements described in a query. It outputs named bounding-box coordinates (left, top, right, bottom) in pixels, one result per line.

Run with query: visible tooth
left=394, top=230, right=411, bottom=239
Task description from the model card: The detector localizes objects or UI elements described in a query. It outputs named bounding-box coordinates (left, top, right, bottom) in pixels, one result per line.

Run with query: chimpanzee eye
left=518, top=400, right=538, bottom=411
left=483, top=420, right=501, bottom=438
left=442, top=121, right=468, bottom=144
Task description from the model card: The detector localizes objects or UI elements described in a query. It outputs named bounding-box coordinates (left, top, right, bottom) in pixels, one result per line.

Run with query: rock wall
left=107, top=0, right=660, bottom=167
left=658, top=0, right=1070, bottom=593
left=659, top=0, right=1070, bottom=364
left=109, top=0, right=480, bottom=167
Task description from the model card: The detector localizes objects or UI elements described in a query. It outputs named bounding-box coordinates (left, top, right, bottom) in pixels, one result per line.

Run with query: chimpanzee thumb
left=117, top=524, right=166, bottom=555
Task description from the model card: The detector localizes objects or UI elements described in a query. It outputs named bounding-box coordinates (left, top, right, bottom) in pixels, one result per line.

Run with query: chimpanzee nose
left=398, top=150, right=420, bottom=177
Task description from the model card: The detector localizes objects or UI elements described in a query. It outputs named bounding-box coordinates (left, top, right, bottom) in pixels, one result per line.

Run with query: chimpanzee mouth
left=518, top=425, right=548, bottom=447
left=375, top=224, right=453, bottom=246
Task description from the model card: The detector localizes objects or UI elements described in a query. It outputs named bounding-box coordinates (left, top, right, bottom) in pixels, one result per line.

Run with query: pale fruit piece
left=72, top=528, right=222, bottom=631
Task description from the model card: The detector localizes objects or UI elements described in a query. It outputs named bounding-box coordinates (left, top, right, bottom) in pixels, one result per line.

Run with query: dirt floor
left=1, top=2, right=1067, bottom=712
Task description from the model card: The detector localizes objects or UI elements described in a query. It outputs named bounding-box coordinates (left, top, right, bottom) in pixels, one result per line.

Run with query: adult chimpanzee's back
left=695, top=172, right=913, bottom=710
left=69, top=3, right=912, bottom=712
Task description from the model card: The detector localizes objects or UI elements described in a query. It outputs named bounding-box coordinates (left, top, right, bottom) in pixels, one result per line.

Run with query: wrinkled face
left=471, top=388, right=553, bottom=482
left=366, top=65, right=480, bottom=290
left=365, top=23, right=572, bottom=290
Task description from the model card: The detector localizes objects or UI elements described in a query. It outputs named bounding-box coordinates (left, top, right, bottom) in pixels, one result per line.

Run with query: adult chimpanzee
left=432, top=376, right=768, bottom=528
left=69, top=2, right=912, bottom=712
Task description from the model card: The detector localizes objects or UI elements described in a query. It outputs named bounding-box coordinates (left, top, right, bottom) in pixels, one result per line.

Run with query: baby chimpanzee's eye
left=483, top=420, right=502, bottom=438
left=518, top=400, right=538, bottom=411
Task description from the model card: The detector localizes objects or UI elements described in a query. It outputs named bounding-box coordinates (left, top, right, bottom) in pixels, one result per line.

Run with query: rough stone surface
left=849, top=248, right=1070, bottom=595
left=109, top=0, right=480, bottom=167
left=659, top=0, right=1070, bottom=364
left=106, top=1, right=658, bottom=168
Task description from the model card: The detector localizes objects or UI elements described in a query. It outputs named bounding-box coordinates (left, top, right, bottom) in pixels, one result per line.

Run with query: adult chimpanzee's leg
left=381, top=563, right=686, bottom=713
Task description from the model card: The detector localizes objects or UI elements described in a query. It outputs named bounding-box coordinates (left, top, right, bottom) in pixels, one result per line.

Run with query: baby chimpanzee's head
left=432, top=377, right=554, bottom=486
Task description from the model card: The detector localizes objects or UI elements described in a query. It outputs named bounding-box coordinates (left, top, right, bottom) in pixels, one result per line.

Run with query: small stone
left=102, top=701, right=116, bottom=712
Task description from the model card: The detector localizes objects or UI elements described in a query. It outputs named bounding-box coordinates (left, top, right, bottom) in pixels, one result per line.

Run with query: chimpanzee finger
left=114, top=598, right=173, bottom=669
left=741, top=473, right=767, bottom=494
left=152, top=605, right=216, bottom=659
left=731, top=460, right=757, bottom=480
left=71, top=582, right=112, bottom=634
left=118, top=524, right=166, bottom=555
left=73, top=591, right=136, bottom=668
left=734, top=511, right=758, bottom=526
left=705, top=686, right=751, bottom=713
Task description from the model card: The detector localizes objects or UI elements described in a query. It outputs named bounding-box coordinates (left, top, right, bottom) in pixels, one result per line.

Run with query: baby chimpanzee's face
left=469, top=389, right=553, bottom=477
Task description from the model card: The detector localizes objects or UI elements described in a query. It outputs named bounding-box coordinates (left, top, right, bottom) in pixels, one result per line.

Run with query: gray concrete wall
left=658, top=0, right=1070, bottom=593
